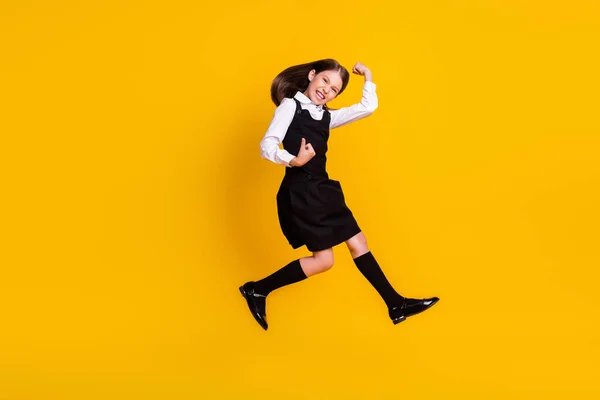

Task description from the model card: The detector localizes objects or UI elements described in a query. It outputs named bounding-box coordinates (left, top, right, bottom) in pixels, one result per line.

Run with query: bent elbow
left=259, top=141, right=276, bottom=162
left=359, top=101, right=378, bottom=115
left=259, top=145, right=269, bottom=160
left=368, top=102, right=378, bottom=113
left=259, top=137, right=271, bottom=157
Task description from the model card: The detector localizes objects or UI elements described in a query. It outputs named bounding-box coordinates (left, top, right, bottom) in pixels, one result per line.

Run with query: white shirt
left=259, top=81, right=378, bottom=167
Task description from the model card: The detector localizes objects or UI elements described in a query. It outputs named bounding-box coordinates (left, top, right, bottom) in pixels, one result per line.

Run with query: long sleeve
left=259, top=98, right=296, bottom=167
left=329, top=81, right=378, bottom=129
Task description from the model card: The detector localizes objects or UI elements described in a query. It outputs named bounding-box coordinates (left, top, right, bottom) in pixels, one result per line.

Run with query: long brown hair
left=270, top=59, right=350, bottom=108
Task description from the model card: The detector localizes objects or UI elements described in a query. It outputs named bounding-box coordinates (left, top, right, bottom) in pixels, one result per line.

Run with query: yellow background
left=1, top=0, right=599, bottom=398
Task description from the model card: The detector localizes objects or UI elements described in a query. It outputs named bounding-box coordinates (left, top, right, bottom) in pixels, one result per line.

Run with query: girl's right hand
left=352, top=62, right=370, bottom=75
left=293, top=137, right=315, bottom=166
left=352, top=62, right=373, bottom=82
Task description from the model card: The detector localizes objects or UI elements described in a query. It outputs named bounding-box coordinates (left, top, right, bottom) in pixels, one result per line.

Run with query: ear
left=308, top=69, right=316, bottom=82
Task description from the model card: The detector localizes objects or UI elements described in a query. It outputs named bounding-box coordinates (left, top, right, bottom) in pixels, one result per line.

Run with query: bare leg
left=250, top=248, right=334, bottom=296
left=299, top=248, right=334, bottom=277
left=345, top=232, right=370, bottom=258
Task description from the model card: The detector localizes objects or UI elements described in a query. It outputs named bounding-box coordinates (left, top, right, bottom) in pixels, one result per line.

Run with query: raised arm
left=329, top=62, right=378, bottom=129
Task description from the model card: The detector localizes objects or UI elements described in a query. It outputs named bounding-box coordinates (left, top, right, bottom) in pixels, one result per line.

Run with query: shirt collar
left=294, top=91, right=324, bottom=110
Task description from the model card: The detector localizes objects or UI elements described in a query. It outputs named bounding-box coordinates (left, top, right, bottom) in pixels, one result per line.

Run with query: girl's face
left=304, top=69, right=343, bottom=106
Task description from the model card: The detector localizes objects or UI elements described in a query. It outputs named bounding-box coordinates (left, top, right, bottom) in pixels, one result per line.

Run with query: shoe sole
left=239, top=286, right=268, bottom=331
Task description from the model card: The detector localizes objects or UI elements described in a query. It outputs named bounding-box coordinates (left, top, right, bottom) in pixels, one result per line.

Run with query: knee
left=316, top=252, right=335, bottom=272
left=322, top=257, right=334, bottom=272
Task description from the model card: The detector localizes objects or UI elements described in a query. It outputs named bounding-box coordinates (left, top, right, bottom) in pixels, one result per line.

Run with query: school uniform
left=241, top=80, right=439, bottom=331
left=259, top=81, right=378, bottom=252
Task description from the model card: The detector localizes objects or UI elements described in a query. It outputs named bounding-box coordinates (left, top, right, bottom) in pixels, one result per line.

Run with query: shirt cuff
left=364, top=80, right=376, bottom=91
left=280, top=151, right=295, bottom=167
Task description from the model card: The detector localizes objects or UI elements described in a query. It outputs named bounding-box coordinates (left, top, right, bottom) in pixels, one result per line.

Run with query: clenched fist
left=290, top=137, right=316, bottom=167
left=352, top=62, right=373, bottom=82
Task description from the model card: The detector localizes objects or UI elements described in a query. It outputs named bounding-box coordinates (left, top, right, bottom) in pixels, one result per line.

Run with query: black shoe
left=239, top=282, right=268, bottom=330
left=389, top=297, right=439, bottom=325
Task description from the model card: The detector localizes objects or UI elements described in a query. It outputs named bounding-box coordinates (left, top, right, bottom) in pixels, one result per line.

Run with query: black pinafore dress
left=276, top=98, right=361, bottom=252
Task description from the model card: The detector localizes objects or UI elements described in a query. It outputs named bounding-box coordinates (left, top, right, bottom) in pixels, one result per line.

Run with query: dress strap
left=292, top=98, right=302, bottom=114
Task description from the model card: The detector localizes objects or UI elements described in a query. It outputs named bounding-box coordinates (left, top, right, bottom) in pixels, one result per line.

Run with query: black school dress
left=276, top=98, right=361, bottom=252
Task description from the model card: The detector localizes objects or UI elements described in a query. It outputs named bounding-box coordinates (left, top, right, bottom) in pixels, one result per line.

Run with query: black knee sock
left=353, top=251, right=404, bottom=308
left=253, top=259, right=307, bottom=296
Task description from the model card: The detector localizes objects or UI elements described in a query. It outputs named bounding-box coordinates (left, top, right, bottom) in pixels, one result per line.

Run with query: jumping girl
left=239, top=59, right=439, bottom=330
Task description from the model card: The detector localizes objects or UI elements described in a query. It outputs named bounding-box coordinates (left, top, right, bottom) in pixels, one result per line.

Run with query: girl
left=240, top=59, right=438, bottom=330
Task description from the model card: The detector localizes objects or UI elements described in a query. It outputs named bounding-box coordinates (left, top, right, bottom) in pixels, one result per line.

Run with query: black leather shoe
left=239, top=282, right=268, bottom=330
left=389, top=297, right=439, bottom=325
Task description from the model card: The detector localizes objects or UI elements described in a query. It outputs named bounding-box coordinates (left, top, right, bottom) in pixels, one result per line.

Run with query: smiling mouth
left=316, top=91, right=325, bottom=100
